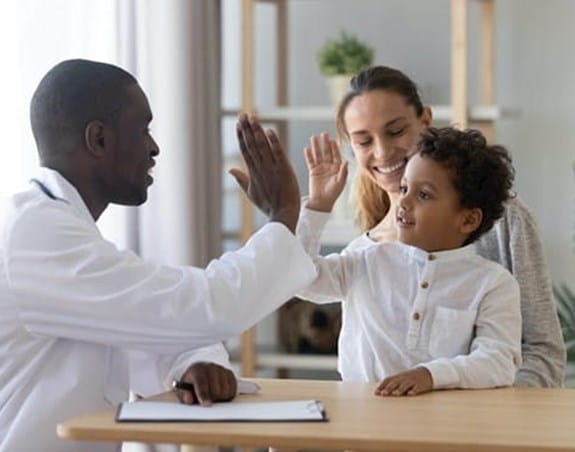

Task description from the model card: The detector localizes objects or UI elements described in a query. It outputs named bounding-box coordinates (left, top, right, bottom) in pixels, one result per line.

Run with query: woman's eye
left=388, top=127, right=406, bottom=137
left=356, top=140, right=371, bottom=148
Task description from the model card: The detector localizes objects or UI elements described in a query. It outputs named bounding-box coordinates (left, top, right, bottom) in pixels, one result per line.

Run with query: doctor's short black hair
left=30, top=59, right=137, bottom=161
left=416, top=127, right=515, bottom=245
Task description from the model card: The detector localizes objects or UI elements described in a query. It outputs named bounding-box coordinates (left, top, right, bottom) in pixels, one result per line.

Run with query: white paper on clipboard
left=116, top=399, right=327, bottom=422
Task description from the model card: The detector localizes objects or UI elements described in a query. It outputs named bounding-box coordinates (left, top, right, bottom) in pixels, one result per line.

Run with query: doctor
left=0, top=59, right=316, bottom=452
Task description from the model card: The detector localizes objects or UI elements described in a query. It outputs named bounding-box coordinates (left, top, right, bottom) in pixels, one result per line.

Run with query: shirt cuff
left=421, top=360, right=461, bottom=389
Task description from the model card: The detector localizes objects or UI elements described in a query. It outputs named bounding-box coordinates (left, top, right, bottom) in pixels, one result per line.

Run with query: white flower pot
left=326, top=74, right=354, bottom=106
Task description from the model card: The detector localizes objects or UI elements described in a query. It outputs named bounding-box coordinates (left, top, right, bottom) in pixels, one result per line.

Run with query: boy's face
left=396, top=154, right=480, bottom=252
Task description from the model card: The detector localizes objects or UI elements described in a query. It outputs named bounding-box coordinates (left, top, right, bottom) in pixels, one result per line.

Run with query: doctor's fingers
left=214, top=367, right=237, bottom=401
left=237, top=115, right=274, bottom=170
left=191, top=367, right=213, bottom=407
left=236, top=116, right=257, bottom=173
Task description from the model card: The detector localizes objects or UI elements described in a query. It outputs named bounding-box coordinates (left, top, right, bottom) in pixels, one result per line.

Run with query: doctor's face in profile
left=105, top=84, right=160, bottom=206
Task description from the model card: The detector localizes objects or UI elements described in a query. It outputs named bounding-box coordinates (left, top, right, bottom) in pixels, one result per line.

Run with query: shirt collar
left=364, top=231, right=478, bottom=262
left=403, top=242, right=477, bottom=263
left=33, top=167, right=96, bottom=226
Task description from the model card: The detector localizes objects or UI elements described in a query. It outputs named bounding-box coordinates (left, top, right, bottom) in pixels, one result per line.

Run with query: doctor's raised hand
left=304, top=132, right=349, bottom=213
left=230, top=114, right=301, bottom=233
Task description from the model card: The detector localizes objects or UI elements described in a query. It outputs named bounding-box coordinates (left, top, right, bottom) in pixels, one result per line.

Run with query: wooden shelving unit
left=226, top=0, right=500, bottom=377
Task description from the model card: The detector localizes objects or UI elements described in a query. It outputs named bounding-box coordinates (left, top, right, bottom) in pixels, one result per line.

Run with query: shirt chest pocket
left=428, top=306, right=476, bottom=358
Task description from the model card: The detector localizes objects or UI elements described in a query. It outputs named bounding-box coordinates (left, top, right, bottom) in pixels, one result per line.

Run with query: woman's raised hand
left=304, top=132, right=349, bottom=212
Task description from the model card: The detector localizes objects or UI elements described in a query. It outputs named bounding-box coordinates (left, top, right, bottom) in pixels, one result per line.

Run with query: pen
left=172, top=380, right=195, bottom=392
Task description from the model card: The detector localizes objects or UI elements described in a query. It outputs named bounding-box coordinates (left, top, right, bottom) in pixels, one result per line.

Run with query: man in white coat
left=0, top=59, right=316, bottom=451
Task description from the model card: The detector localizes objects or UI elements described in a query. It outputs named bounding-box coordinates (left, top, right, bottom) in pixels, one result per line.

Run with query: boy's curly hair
left=417, top=127, right=515, bottom=245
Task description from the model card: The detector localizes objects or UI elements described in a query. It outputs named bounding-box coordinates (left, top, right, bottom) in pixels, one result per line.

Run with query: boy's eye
left=399, top=185, right=408, bottom=194
left=418, top=191, right=431, bottom=200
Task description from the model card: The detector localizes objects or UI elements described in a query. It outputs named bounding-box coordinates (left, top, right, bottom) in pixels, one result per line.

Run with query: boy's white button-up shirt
left=297, top=207, right=522, bottom=389
left=0, top=168, right=316, bottom=452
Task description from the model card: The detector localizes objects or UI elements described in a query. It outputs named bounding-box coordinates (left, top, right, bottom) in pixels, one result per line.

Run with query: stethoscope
left=30, top=178, right=68, bottom=203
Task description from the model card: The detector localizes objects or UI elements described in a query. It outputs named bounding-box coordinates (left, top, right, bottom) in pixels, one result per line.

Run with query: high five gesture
left=304, top=132, right=349, bottom=213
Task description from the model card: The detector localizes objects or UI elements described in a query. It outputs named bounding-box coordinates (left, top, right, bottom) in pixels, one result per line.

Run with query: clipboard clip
left=306, top=400, right=325, bottom=415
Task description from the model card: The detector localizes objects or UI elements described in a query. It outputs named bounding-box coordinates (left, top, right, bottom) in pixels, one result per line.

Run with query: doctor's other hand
left=374, top=366, right=433, bottom=397
left=230, top=114, right=300, bottom=233
left=175, top=362, right=237, bottom=407
left=304, top=132, right=348, bottom=213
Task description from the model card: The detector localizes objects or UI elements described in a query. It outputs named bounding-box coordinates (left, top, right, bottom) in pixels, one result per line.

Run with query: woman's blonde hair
left=335, top=66, right=425, bottom=232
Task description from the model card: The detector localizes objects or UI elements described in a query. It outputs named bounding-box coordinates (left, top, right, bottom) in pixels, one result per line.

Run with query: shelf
left=231, top=348, right=338, bottom=371
left=223, top=219, right=358, bottom=247
left=258, top=352, right=338, bottom=371
left=222, top=104, right=518, bottom=123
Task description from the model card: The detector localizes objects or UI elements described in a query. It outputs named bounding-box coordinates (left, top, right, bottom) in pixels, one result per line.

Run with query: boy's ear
left=85, top=120, right=109, bottom=157
left=460, top=208, right=483, bottom=235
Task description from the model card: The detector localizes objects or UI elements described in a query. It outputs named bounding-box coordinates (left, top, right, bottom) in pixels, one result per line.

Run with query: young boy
left=297, top=127, right=522, bottom=396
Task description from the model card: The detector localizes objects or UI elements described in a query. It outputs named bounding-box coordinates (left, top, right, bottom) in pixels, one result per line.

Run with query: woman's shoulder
left=502, top=195, right=537, bottom=223
left=477, top=195, right=544, bottom=267
left=491, top=195, right=541, bottom=238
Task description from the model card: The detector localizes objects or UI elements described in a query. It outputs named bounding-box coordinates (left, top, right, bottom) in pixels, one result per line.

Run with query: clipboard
left=116, top=399, right=327, bottom=422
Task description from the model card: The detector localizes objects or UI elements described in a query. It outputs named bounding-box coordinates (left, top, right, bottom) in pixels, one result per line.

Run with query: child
left=296, top=127, right=522, bottom=396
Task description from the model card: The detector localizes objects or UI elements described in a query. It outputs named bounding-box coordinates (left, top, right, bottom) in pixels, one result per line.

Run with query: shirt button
left=413, top=312, right=421, bottom=321
left=428, top=254, right=436, bottom=261
left=421, top=281, right=429, bottom=289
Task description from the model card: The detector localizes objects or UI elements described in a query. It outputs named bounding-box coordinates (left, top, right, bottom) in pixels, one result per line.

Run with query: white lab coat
left=0, top=168, right=316, bottom=452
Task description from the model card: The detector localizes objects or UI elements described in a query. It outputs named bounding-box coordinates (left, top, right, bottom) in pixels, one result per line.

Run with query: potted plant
left=316, top=31, right=374, bottom=105
left=554, top=163, right=575, bottom=387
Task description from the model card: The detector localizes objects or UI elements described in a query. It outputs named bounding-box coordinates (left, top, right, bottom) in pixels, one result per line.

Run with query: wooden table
left=58, top=378, right=575, bottom=451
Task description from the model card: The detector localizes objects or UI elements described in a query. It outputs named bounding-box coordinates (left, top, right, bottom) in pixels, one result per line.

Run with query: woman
left=332, top=65, right=565, bottom=387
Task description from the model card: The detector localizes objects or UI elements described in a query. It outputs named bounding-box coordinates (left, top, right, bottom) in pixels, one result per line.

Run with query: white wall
left=496, top=0, right=575, bottom=286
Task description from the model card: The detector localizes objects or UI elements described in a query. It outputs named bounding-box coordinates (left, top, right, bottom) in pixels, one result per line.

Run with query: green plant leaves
left=554, top=283, right=575, bottom=363
left=316, top=31, right=374, bottom=76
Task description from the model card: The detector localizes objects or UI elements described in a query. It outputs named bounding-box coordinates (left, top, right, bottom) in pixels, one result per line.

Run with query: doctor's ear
left=85, top=120, right=109, bottom=156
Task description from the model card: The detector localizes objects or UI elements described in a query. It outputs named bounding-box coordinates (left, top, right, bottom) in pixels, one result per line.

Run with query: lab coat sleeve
left=5, top=201, right=317, bottom=354
left=128, top=343, right=232, bottom=397
left=421, top=270, right=523, bottom=389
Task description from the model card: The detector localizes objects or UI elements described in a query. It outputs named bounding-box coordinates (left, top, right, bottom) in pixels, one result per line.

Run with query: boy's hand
left=304, top=133, right=348, bottom=213
left=374, top=367, right=433, bottom=397
left=230, top=114, right=300, bottom=233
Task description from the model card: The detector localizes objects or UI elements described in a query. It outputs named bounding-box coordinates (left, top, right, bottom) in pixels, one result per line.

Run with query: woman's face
left=344, top=89, right=431, bottom=194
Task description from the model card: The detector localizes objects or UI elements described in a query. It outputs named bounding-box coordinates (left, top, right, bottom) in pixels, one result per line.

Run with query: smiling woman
left=336, top=65, right=565, bottom=388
